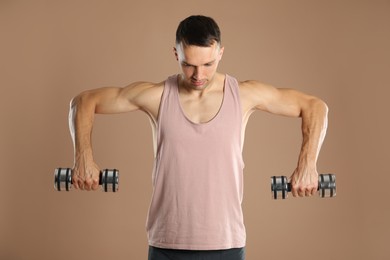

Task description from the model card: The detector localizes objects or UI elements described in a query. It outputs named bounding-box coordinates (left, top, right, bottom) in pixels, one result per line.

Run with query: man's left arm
left=241, top=80, right=329, bottom=197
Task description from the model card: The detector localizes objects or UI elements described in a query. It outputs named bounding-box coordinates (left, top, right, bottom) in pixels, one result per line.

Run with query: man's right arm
left=68, top=82, right=163, bottom=191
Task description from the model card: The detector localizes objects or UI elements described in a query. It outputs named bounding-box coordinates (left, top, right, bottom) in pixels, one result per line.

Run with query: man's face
left=174, top=42, right=224, bottom=90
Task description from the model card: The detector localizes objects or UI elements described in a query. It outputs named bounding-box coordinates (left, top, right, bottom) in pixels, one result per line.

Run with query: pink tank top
left=146, top=74, right=246, bottom=250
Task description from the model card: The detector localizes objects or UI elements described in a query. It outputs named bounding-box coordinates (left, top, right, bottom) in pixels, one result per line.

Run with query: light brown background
left=1, top=0, right=389, bottom=259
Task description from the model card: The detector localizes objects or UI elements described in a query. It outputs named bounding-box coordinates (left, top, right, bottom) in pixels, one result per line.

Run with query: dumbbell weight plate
left=100, top=169, right=119, bottom=192
left=54, top=168, right=72, bottom=191
left=318, top=174, right=336, bottom=198
left=271, top=176, right=290, bottom=199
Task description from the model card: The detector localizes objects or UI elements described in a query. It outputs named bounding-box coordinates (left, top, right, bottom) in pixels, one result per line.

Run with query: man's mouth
left=191, top=80, right=205, bottom=86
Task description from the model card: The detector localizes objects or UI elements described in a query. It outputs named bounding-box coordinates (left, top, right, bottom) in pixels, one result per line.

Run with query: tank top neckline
left=175, top=74, right=227, bottom=126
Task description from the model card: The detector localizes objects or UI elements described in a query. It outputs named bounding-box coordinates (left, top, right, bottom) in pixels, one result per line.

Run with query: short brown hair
left=176, top=15, right=221, bottom=47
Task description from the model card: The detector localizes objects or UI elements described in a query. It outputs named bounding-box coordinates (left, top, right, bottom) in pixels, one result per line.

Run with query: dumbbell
left=54, top=168, right=119, bottom=192
left=271, top=174, right=336, bottom=199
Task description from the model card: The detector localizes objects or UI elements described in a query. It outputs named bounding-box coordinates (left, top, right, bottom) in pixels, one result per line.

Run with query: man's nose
left=193, top=66, right=203, bottom=79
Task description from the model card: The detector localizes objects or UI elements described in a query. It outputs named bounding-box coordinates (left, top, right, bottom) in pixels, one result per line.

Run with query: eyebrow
left=182, top=60, right=216, bottom=67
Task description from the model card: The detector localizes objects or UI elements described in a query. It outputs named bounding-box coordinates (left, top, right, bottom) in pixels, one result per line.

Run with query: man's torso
left=136, top=73, right=255, bottom=155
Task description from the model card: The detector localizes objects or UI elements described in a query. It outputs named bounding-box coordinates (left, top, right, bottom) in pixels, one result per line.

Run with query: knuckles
left=291, top=183, right=318, bottom=197
left=72, top=172, right=99, bottom=191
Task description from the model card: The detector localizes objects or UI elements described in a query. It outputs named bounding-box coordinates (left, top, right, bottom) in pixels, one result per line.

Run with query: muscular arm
left=241, top=81, right=328, bottom=197
left=69, top=82, right=162, bottom=190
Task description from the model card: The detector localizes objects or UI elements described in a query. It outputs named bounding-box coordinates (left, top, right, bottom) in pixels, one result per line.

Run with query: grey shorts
left=148, top=246, right=245, bottom=260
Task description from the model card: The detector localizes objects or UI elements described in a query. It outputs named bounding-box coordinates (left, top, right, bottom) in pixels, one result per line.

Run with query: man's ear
left=219, top=46, right=225, bottom=61
left=173, top=47, right=178, bottom=61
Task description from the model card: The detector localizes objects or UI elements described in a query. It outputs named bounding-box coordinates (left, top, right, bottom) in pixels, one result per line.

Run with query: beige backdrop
left=1, top=0, right=389, bottom=259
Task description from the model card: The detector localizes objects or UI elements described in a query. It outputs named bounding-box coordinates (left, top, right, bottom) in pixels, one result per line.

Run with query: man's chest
left=179, top=93, right=224, bottom=124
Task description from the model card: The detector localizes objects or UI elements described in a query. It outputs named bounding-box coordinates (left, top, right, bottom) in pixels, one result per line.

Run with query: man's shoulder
left=238, top=79, right=265, bottom=88
left=131, top=80, right=164, bottom=90
left=140, top=74, right=178, bottom=91
left=237, top=79, right=277, bottom=108
left=121, top=79, right=165, bottom=106
left=125, top=79, right=165, bottom=97
left=237, top=79, right=269, bottom=95
left=124, top=79, right=166, bottom=119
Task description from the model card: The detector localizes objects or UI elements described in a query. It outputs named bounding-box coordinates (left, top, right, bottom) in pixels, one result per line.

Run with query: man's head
left=174, top=15, right=224, bottom=90
left=175, top=15, right=221, bottom=47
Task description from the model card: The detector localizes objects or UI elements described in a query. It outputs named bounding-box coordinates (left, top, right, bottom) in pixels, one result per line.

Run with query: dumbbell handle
left=54, top=168, right=119, bottom=192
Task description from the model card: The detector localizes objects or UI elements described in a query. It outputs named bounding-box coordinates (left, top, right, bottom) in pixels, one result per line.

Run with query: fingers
left=291, top=184, right=318, bottom=198
left=290, top=169, right=319, bottom=198
left=83, top=180, right=98, bottom=191
left=72, top=168, right=100, bottom=191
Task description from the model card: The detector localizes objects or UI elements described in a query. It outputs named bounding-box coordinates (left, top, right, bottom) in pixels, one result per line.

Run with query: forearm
left=69, top=91, right=96, bottom=164
left=296, top=98, right=328, bottom=171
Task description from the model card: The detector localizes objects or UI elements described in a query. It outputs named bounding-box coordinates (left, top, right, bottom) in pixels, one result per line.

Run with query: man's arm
left=241, top=81, right=328, bottom=197
left=69, top=82, right=163, bottom=191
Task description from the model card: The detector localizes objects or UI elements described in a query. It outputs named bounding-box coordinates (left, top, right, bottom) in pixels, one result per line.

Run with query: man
left=69, top=15, right=328, bottom=260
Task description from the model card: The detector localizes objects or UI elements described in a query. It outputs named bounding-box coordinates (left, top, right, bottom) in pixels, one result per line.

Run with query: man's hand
left=289, top=167, right=319, bottom=197
left=72, top=152, right=101, bottom=191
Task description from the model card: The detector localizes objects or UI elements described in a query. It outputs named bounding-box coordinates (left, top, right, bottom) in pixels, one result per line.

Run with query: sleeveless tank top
left=146, top=74, right=246, bottom=250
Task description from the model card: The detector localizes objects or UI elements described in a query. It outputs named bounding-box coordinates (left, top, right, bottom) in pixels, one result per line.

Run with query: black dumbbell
left=271, top=174, right=336, bottom=199
left=54, top=168, right=119, bottom=192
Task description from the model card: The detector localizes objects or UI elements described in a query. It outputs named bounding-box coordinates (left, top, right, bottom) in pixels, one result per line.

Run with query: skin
left=69, top=41, right=328, bottom=198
